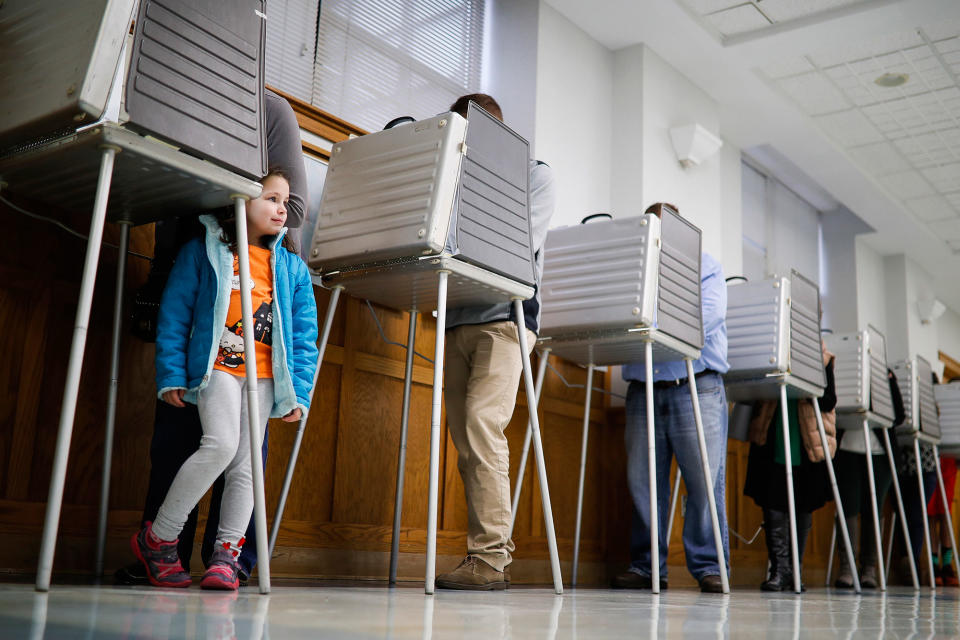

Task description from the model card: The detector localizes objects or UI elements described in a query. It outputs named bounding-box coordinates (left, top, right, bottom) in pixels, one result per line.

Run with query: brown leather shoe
left=436, top=556, right=507, bottom=591
left=699, top=574, right=724, bottom=593
left=611, top=570, right=667, bottom=590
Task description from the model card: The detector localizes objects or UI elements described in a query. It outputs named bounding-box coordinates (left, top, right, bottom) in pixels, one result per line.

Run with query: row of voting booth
left=6, top=1, right=959, bottom=596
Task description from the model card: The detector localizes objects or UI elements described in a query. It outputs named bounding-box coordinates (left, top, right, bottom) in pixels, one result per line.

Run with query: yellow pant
left=444, top=320, right=535, bottom=571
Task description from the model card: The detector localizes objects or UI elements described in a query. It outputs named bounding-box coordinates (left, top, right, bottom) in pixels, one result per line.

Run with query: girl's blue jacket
left=155, top=215, right=319, bottom=417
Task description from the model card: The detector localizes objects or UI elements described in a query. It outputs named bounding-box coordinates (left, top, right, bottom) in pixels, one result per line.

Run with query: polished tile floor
left=2, top=582, right=958, bottom=639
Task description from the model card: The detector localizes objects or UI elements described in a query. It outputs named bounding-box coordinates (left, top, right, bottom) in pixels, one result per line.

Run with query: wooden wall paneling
left=2, top=285, right=47, bottom=501
left=396, top=380, right=437, bottom=534
left=600, top=408, right=630, bottom=568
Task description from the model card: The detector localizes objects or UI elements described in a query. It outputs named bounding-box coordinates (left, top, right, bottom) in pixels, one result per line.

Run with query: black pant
left=141, top=400, right=268, bottom=575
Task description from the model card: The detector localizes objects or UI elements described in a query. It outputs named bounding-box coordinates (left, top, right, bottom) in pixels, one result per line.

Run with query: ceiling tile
left=761, top=57, right=817, bottom=79
left=759, top=0, right=869, bottom=23
left=848, top=141, right=911, bottom=175
left=682, top=0, right=741, bottom=13
left=809, top=31, right=925, bottom=68
left=907, top=195, right=956, bottom=222
left=927, top=217, right=960, bottom=239
left=882, top=171, right=935, bottom=199
left=814, top=109, right=885, bottom=146
left=921, top=19, right=960, bottom=43
left=778, top=72, right=851, bottom=114
left=922, top=163, right=960, bottom=191
left=706, top=4, right=770, bottom=36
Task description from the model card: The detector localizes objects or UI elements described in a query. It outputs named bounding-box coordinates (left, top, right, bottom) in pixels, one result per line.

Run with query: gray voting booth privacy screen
left=829, top=326, right=896, bottom=425
left=725, top=270, right=825, bottom=390
left=0, top=0, right=267, bottom=179
left=0, top=0, right=136, bottom=152
left=539, top=208, right=703, bottom=351
left=309, top=104, right=536, bottom=286
left=935, top=383, right=960, bottom=449
left=449, top=102, right=535, bottom=286
left=899, top=356, right=942, bottom=439
left=125, top=0, right=267, bottom=179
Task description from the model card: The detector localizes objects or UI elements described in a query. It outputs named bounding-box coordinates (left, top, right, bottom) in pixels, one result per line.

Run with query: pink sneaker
left=201, top=545, right=241, bottom=590
left=130, top=522, right=191, bottom=588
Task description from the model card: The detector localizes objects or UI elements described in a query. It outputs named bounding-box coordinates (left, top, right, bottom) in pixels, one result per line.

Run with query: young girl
left=133, top=170, right=318, bottom=589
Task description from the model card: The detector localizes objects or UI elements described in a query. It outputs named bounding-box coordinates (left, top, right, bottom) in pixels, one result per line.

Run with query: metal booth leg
left=389, top=310, right=418, bottom=584
left=685, top=359, right=729, bottom=593
left=512, top=299, right=563, bottom=594
left=913, top=439, right=936, bottom=590
left=826, top=523, right=836, bottom=587
left=94, top=219, right=131, bottom=580
left=666, top=470, right=682, bottom=543
left=778, top=383, right=801, bottom=594
left=425, top=271, right=450, bottom=595
left=234, top=195, right=271, bottom=594
left=885, top=513, right=896, bottom=585
left=645, top=340, right=660, bottom=594
left=812, top=400, right=860, bottom=592
left=36, top=145, right=118, bottom=592
left=861, top=419, right=886, bottom=591
left=571, top=363, right=594, bottom=587
left=508, top=348, right=550, bottom=539
left=933, top=446, right=960, bottom=583
left=881, top=428, right=919, bottom=589
left=269, top=285, right=343, bottom=557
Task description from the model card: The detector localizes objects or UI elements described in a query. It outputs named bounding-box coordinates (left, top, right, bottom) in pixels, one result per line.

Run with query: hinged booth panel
left=0, top=0, right=137, bottom=152
left=125, top=0, right=268, bottom=179
left=309, top=104, right=536, bottom=287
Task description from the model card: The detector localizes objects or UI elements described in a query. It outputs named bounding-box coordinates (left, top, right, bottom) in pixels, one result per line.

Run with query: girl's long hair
left=215, top=168, right=295, bottom=252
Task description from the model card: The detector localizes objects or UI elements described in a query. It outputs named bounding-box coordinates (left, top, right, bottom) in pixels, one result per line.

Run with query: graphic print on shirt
left=215, top=298, right=273, bottom=369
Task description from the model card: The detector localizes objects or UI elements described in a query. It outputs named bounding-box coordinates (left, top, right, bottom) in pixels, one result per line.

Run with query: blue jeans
left=624, top=372, right=730, bottom=581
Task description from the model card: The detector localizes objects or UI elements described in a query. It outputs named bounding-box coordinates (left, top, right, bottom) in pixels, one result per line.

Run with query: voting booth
left=510, top=208, right=727, bottom=592
left=271, top=103, right=562, bottom=594
left=0, top=0, right=269, bottom=591
left=935, top=383, right=960, bottom=454
left=723, top=272, right=860, bottom=592
left=890, top=356, right=950, bottom=588
left=825, top=328, right=921, bottom=590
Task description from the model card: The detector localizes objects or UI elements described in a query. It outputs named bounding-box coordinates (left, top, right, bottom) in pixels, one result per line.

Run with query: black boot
left=761, top=509, right=793, bottom=591
left=795, top=511, right=812, bottom=592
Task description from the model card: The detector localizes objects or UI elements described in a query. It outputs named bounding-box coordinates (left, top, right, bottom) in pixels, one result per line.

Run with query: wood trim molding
left=267, top=85, right=367, bottom=144
left=940, top=350, right=960, bottom=382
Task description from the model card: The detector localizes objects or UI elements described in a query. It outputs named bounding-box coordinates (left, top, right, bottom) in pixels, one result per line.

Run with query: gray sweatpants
left=152, top=370, right=273, bottom=550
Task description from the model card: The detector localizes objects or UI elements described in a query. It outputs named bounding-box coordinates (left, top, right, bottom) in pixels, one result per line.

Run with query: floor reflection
left=3, top=583, right=958, bottom=639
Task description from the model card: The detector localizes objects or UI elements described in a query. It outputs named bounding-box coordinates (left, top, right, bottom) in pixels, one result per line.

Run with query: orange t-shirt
left=213, top=246, right=274, bottom=378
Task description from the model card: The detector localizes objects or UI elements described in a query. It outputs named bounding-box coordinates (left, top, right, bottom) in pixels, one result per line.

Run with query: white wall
left=639, top=47, right=724, bottom=263
left=485, top=0, right=540, bottom=146
left=938, top=308, right=960, bottom=365
left=719, top=139, right=743, bottom=279
left=534, top=2, right=613, bottom=229
left=855, top=239, right=887, bottom=337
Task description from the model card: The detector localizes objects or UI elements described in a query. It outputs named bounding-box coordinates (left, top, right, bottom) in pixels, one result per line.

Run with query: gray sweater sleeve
left=265, top=89, right=308, bottom=246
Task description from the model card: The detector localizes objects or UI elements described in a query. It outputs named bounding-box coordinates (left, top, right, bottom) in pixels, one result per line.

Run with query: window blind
left=313, top=0, right=485, bottom=131
left=265, top=0, right=321, bottom=103
left=741, top=160, right=821, bottom=284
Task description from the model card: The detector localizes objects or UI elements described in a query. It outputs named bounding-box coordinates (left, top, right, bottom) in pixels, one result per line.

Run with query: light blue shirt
left=622, top=252, right=728, bottom=382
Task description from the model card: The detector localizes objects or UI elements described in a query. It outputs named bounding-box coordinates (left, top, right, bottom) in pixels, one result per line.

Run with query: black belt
left=652, top=369, right=718, bottom=390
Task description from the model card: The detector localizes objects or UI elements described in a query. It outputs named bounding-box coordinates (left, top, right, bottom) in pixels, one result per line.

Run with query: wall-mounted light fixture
left=918, top=297, right=946, bottom=325
left=669, top=123, right=723, bottom=169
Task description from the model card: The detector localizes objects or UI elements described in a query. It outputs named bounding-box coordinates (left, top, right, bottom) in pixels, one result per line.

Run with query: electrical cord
left=1, top=193, right=152, bottom=261
left=364, top=299, right=434, bottom=364
left=545, top=358, right=626, bottom=400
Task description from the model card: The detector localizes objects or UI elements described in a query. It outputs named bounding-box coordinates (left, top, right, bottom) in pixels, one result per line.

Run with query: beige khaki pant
left=444, top=320, right=535, bottom=571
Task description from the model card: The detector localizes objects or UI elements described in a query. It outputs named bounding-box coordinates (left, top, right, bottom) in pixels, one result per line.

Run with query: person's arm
left=818, top=358, right=837, bottom=412
left=700, top=254, right=726, bottom=339
left=155, top=242, right=202, bottom=400
left=528, top=162, right=556, bottom=255
left=288, top=256, right=320, bottom=412
left=265, top=90, right=307, bottom=229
